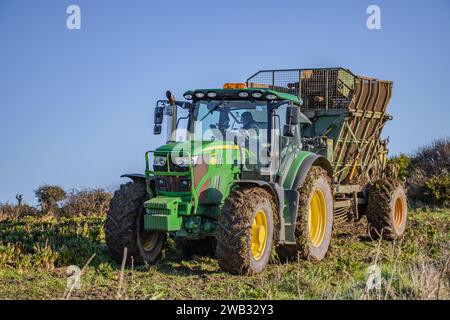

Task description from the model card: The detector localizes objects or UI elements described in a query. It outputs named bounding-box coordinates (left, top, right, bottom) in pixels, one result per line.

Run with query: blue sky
left=0, top=0, right=449, bottom=204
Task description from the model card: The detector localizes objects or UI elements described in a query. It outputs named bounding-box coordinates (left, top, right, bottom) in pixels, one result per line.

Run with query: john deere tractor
left=105, top=68, right=407, bottom=274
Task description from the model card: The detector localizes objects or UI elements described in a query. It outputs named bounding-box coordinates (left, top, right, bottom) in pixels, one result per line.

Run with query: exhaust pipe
left=165, top=90, right=177, bottom=143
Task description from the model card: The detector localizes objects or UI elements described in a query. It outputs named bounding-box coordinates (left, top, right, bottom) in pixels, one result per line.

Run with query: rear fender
left=292, top=155, right=333, bottom=190
left=284, top=155, right=333, bottom=242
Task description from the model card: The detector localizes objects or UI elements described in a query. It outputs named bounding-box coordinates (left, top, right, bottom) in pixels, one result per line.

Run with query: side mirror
left=153, top=124, right=162, bottom=135
left=154, top=106, right=164, bottom=124
left=283, top=124, right=295, bottom=137
left=166, top=90, right=175, bottom=105
left=286, top=105, right=300, bottom=125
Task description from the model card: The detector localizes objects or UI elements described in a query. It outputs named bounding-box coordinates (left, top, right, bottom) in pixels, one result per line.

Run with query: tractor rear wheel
left=367, top=179, right=407, bottom=240
left=277, top=166, right=334, bottom=261
left=216, top=187, right=275, bottom=275
left=105, top=181, right=165, bottom=264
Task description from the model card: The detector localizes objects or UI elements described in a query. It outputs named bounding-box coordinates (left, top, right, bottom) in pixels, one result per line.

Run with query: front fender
left=121, top=174, right=155, bottom=197
left=121, top=174, right=147, bottom=183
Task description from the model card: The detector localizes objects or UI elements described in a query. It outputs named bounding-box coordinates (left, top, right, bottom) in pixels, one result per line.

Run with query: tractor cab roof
left=183, top=88, right=302, bottom=106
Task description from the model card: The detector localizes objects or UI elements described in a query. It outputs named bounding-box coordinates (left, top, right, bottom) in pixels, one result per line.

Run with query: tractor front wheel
left=216, top=187, right=275, bottom=275
left=367, top=179, right=407, bottom=240
left=105, top=181, right=165, bottom=265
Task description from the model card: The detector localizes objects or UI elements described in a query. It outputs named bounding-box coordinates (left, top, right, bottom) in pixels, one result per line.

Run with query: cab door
left=272, top=102, right=301, bottom=185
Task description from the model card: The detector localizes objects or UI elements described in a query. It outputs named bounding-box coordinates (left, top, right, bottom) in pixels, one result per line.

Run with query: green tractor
left=105, top=68, right=407, bottom=274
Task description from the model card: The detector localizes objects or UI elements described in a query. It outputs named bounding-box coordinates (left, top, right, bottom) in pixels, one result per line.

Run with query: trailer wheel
left=367, top=179, right=407, bottom=240
left=216, top=187, right=275, bottom=275
left=105, top=182, right=165, bottom=264
left=277, top=166, right=333, bottom=261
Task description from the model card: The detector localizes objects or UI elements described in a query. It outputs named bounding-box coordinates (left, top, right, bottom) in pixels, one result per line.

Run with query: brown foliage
left=0, top=203, right=38, bottom=219
left=60, top=188, right=112, bottom=217
left=405, top=137, right=450, bottom=208
left=2, top=187, right=112, bottom=219
left=411, top=137, right=450, bottom=176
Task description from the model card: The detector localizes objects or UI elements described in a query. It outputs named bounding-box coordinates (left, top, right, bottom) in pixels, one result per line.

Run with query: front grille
left=154, top=175, right=191, bottom=193
left=153, top=164, right=166, bottom=172
left=169, top=162, right=189, bottom=172
left=153, top=162, right=189, bottom=173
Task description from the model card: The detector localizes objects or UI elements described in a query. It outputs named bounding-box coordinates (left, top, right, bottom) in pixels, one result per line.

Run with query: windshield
left=192, top=100, right=269, bottom=141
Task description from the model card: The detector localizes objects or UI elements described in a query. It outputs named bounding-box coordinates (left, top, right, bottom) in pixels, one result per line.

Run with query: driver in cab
left=241, top=112, right=259, bottom=132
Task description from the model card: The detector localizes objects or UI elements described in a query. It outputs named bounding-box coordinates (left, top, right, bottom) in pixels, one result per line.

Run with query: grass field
left=0, top=210, right=448, bottom=300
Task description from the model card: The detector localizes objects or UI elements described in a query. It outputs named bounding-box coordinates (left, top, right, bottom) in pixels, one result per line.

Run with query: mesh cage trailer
left=247, top=68, right=393, bottom=185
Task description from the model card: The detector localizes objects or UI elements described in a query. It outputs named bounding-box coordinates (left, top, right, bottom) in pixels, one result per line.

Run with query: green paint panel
left=144, top=197, right=183, bottom=231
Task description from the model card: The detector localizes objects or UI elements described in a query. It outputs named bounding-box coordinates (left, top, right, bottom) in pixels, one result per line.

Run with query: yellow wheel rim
left=251, top=209, right=268, bottom=260
left=394, top=197, right=404, bottom=228
left=308, top=189, right=327, bottom=247
left=141, top=232, right=159, bottom=251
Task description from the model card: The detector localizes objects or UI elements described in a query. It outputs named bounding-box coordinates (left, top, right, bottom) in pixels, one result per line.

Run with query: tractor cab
left=152, top=83, right=309, bottom=182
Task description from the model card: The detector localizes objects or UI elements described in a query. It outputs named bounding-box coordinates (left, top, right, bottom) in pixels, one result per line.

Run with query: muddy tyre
left=367, top=179, right=407, bottom=240
left=216, top=187, right=275, bottom=275
left=277, top=166, right=333, bottom=261
left=105, top=181, right=165, bottom=265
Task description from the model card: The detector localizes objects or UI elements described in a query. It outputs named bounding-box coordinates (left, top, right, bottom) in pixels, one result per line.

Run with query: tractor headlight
left=195, top=92, right=205, bottom=99
left=238, top=91, right=249, bottom=98
left=266, top=94, right=277, bottom=100
left=179, top=178, right=190, bottom=189
left=156, top=177, right=167, bottom=188
left=183, top=93, right=193, bottom=100
left=173, top=155, right=199, bottom=167
left=251, top=92, right=263, bottom=98
left=207, top=91, right=217, bottom=98
left=154, top=156, right=167, bottom=167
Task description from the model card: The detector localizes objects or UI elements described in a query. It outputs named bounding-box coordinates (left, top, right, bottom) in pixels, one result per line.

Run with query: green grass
left=0, top=210, right=449, bottom=300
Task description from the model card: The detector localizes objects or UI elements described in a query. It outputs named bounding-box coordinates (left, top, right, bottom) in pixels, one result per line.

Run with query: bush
left=423, top=175, right=450, bottom=208
left=388, top=153, right=411, bottom=179
left=61, top=188, right=112, bottom=217
left=34, top=185, right=66, bottom=214
left=411, top=137, right=450, bottom=177
left=2, top=187, right=112, bottom=219
left=0, top=203, right=38, bottom=219
left=404, top=137, right=450, bottom=208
